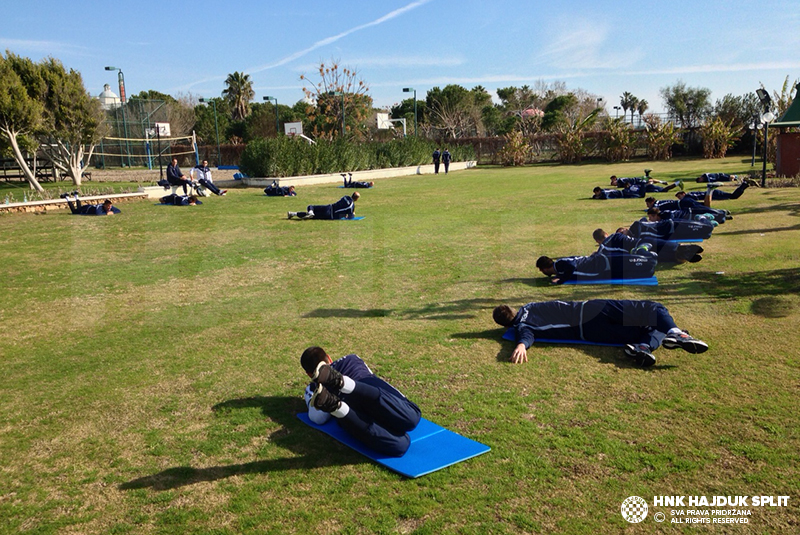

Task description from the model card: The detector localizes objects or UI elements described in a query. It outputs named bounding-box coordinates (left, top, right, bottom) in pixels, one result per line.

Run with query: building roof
left=771, top=83, right=800, bottom=127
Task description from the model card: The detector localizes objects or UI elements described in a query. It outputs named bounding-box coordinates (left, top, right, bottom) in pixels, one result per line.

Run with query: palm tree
left=636, top=99, right=649, bottom=127
left=620, top=92, right=638, bottom=124
left=222, top=71, right=254, bottom=121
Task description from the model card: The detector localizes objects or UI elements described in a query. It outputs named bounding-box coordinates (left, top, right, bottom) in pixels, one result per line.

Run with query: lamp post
left=328, top=91, right=345, bottom=137
left=199, top=98, right=221, bottom=166
left=756, top=88, right=774, bottom=187
left=104, top=66, right=131, bottom=167
left=402, top=87, right=417, bottom=136
left=263, top=96, right=280, bottom=136
left=749, top=115, right=760, bottom=167
left=613, top=105, right=621, bottom=119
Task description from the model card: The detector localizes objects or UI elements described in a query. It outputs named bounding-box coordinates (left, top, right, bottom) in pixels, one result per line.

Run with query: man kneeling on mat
left=302, top=346, right=421, bottom=456
left=493, top=300, right=708, bottom=367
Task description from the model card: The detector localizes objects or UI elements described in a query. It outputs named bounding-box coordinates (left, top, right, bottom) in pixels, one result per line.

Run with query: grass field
left=1, top=156, right=798, bottom=534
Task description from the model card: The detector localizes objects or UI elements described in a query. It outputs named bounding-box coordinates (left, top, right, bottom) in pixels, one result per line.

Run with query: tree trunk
left=1, top=126, right=45, bottom=193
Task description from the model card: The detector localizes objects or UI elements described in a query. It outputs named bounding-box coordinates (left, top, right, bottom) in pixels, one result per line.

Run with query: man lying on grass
left=493, top=300, right=708, bottom=367
left=288, top=191, right=360, bottom=220
left=302, top=346, right=421, bottom=456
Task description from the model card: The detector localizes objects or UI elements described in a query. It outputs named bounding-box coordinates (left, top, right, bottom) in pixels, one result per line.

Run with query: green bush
left=239, top=136, right=474, bottom=177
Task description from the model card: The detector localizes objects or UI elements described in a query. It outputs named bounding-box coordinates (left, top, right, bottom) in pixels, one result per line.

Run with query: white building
left=98, top=84, right=121, bottom=110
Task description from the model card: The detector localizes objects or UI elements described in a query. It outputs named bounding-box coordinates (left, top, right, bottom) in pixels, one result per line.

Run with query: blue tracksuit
left=616, top=177, right=669, bottom=192
left=304, top=354, right=421, bottom=456
left=550, top=251, right=657, bottom=283
left=598, top=233, right=681, bottom=263
left=630, top=219, right=713, bottom=240
left=595, top=187, right=644, bottom=199
left=684, top=183, right=747, bottom=200
left=508, top=299, right=679, bottom=350
left=699, top=172, right=735, bottom=182
left=308, top=195, right=356, bottom=219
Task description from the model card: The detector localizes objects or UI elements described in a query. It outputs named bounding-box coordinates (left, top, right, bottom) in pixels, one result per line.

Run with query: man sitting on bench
left=493, top=299, right=708, bottom=366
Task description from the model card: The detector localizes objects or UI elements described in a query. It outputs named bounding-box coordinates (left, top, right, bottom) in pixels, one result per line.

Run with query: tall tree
left=620, top=92, right=638, bottom=124
left=0, top=53, right=45, bottom=192
left=660, top=81, right=712, bottom=129
left=222, top=71, right=255, bottom=121
left=300, top=59, right=372, bottom=140
left=0, top=52, right=105, bottom=189
left=424, top=84, right=491, bottom=138
left=37, top=57, right=107, bottom=185
left=636, top=99, right=649, bottom=125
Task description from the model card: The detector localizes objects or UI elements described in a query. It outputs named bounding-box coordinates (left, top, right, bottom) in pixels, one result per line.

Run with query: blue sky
left=2, top=0, right=799, bottom=114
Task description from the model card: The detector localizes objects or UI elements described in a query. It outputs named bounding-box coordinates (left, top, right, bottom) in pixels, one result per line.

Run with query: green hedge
left=239, top=136, right=474, bottom=177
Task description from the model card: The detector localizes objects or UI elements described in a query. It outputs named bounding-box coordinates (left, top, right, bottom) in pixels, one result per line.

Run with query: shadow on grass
left=667, top=268, right=800, bottom=300
left=119, top=396, right=360, bottom=491
left=303, top=297, right=502, bottom=321
left=451, top=329, right=678, bottom=370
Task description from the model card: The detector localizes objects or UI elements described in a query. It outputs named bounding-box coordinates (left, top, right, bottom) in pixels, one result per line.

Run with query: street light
left=263, top=96, right=280, bottom=136
left=613, top=105, right=621, bottom=119
left=403, top=87, right=417, bottom=136
left=328, top=91, right=345, bottom=137
left=104, top=66, right=131, bottom=167
left=756, top=88, right=773, bottom=187
left=199, top=98, right=221, bottom=166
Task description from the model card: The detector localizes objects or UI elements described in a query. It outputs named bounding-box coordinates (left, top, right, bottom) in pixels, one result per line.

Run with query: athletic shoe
left=287, top=212, right=294, bottom=219
left=312, top=362, right=344, bottom=390
left=59, top=193, right=71, bottom=199
left=644, top=168, right=652, bottom=177
left=688, top=254, right=702, bottom=263
left=676, top=244, right=703, bottom=263
left=624, top=344, right=657, bottom=367
left=301, top=210, right=315, bottom=220
left=220, top=190, right=228, bottom=196
left=309, top=384, right=341, bottom=413
left=662, top=332, right=708, bottom=354
left=675, top=180, right=684, bottom=191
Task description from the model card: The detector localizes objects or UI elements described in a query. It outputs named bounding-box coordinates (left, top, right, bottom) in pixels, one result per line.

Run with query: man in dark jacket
left=288, top=192, right=359, bottom=220
left=493, top=299, right=708, bottom=366
left=535, top=250, right=658, bottom=284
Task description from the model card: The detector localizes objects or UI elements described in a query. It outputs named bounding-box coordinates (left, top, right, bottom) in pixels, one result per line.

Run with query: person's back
left=330, top=195, right=356, bottom=219
left=631, top=218, right=713, bottom=240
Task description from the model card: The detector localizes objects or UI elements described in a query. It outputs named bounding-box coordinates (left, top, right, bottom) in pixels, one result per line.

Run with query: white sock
left=340, top=376, right=355, bottom=394
left=332, top=401, right=349, bottom=418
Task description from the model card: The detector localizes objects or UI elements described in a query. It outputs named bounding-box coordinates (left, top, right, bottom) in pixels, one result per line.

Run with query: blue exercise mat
left=560, top=276, right=657, bottom=286
left=338, top=216, right=365, bottom=220
left=338, top=185, right=373, bottom=188
left=667, top=238, right=704, bottom=243
left=297, top=413, right=490, bottom=478
left=502, top=328, right=625, bottom=347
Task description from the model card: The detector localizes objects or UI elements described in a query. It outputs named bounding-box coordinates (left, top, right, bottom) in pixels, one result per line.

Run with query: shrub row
left=239, top=136, right=474, bottom=178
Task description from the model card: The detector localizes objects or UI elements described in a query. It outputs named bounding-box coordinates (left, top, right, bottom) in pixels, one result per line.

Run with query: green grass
left=1, top=156, right=798, bottom=534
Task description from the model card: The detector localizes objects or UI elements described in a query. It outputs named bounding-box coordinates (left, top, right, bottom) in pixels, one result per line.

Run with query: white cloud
left=536, top=19, right=643, bottom=70
left=179, top=0, right=434, bottom=91
left=0, top=38, right=89, bottom=57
